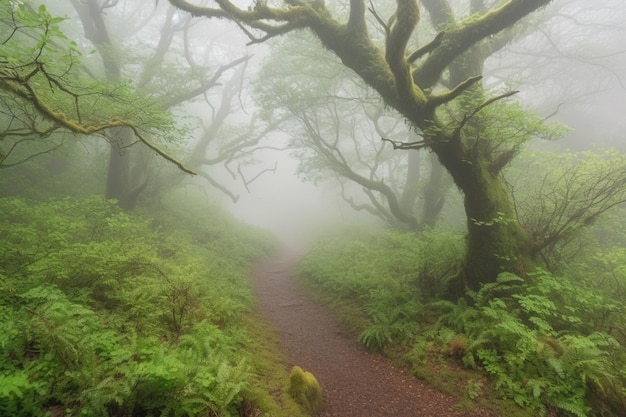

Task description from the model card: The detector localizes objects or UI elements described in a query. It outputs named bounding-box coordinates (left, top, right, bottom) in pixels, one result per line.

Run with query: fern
left=359, top=322, right=394, bottom=352
left=0, top=372, right=46, bottom=417
left=470, top=272, right=524, bottom=306
left=559, top=333, right=620, bottom=396
left=553, top=399, right=591, bottom=417
left=0, top=196, right=271, bottom=416
left=546, top=357, right=565, bottom=379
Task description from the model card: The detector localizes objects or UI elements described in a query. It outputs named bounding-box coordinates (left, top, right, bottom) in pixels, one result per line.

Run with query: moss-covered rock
left=287, top=366, right=323, bottom=414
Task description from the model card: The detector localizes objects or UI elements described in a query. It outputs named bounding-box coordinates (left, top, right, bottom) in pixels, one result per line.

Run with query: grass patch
left=296, top=277, right=369, bottom=337
left=240, top=313, right=310, bottom=417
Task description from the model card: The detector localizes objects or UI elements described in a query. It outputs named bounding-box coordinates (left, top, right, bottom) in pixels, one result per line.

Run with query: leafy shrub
left=0, top=372, right=46, bottom=417
left=428, top=271, right=626, bottom=416
left=297, top=229, right=462, bottom=352
left=0, top=196, right=275, bottom=416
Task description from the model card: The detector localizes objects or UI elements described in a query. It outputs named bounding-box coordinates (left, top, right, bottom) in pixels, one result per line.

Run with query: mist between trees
left=1, top=0, right=626, bottom=416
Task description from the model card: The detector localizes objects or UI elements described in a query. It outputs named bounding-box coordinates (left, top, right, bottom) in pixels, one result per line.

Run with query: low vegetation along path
left=252, top=248, right=496, bottom=417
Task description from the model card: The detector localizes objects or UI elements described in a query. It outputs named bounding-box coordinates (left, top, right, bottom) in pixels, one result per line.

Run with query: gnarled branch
left=427, top=75, right=483, bottom=108
left=1, top=64, right=195, bottom=175
left=382, top=136, right=430, bottom=151
left=407, top=31, right=446, bottom=63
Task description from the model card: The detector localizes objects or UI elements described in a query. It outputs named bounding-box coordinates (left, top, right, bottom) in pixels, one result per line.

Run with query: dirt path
left=251, top=249, right=497, bottom=417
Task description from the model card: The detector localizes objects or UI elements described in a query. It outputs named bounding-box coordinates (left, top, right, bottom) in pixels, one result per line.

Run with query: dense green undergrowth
left=0, top=195, right=305, bottom=417
left=296, top=227, right=626, bottom=417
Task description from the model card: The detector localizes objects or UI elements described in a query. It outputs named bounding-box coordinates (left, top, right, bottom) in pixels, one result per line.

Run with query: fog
left=4, top=0, right=626, bottom=244
left=224, top=164, right=360, bottom=245
left=3, top=2, right=626, bottom=416
left=208, top=0, right=626, bottom=246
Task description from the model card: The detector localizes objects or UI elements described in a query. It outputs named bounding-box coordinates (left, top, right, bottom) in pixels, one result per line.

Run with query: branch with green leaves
left=1, top=2, right=195, bottom=174
left=0, top=64, right=195, bottom=175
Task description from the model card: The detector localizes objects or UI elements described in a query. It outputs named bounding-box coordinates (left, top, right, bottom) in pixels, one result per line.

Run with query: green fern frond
left=546, top=357, right=564, bottom=379
left=553, top=399, right=591, bottom=417
left=473, top=273, right=524, bottom=305
left=359, top=324, right=393, bottom=351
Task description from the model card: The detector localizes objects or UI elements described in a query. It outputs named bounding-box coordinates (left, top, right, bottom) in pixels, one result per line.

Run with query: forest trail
left=251, top=248, right=497, bottom=417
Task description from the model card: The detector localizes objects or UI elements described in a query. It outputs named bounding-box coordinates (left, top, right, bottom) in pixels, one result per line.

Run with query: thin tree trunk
left=420, top=153, right=448, bottom=230
left=104, top=127, right=135, bottom=209
left=399, top=149, right=421, bottom=215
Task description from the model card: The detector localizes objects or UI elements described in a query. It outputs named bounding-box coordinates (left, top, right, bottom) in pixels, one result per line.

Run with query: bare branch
left=339, top=181, right=396, bottom=226
left=381, top=136, right=430, bottom=151
left=238, top=161, right=278, bottom=193
left=161, top=55, right=250, bottom=109
left=0, top=139, right=64, bottom=168
left=367, top=0, right=391, bottom=36
left=455, top=90, right=519, bottom=134
left=407, top=31, right=446, bottom=63
left=427, top=75, right=483, bottom=108
left=197, top=170, right=240, bottom=202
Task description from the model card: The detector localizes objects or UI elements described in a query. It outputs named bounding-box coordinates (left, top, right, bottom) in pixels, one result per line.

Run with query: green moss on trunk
left=460, top=161, right=534, bottom=291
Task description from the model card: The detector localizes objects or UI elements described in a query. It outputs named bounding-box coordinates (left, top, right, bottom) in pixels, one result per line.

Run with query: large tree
left=168, top=0, right=555, bottom=291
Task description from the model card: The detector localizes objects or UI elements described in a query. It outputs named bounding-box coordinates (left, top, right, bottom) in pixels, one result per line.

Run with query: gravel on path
left=251, top=249, right=498, bottom=417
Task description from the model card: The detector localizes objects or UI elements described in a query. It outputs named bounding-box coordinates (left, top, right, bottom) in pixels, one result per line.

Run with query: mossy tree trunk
left=450, top=154, right=531, bottom=291
left=428, top=0, right=535, bottom=290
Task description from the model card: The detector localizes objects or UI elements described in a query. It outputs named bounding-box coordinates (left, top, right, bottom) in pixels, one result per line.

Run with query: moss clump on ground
left=287, top=366, right=323, bottom=414
left=240, top=314, right=310, bottom=417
